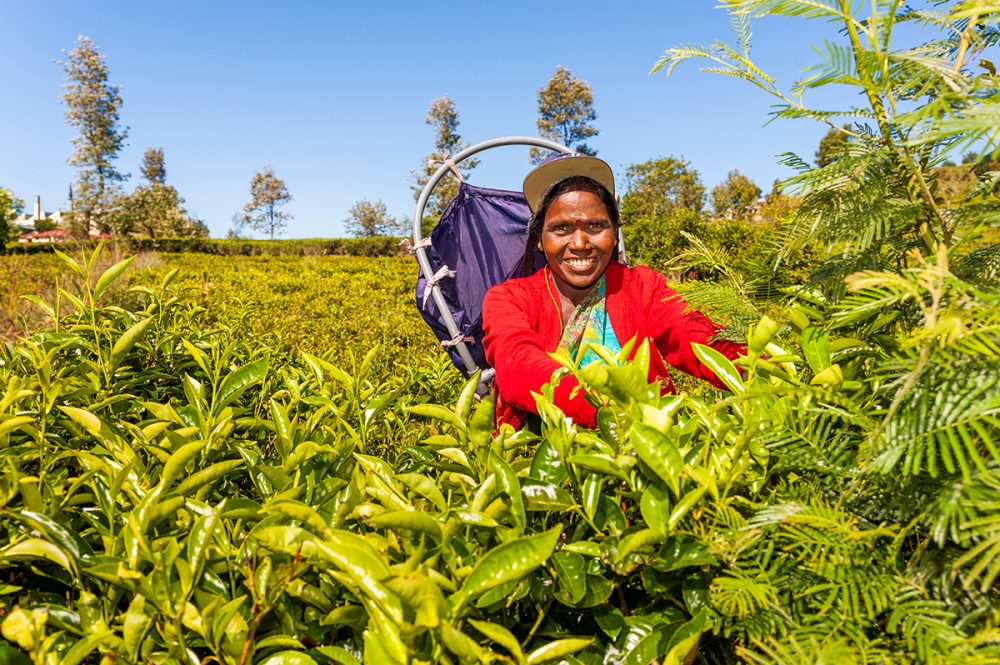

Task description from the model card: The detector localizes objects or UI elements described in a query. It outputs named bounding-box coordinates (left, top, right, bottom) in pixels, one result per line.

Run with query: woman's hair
left=520, top=175, right=621, bottom=277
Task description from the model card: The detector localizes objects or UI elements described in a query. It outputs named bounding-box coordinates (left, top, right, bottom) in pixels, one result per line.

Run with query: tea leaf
left=315, top=646, right=362, bottom=665
left=53, top=248, right=86, bottom=280
left=619, top=609, right=707, bottom=665
left=269, top=399, right=294, bottom=460
left=396, top=473, right=447, bottom=511
left=109, top=316, right=154, bottom=373
left=691, top=343, right=745, bottom=395
left=630, top=423, right=683, bottom=497
left=20, top=295, right=56, bottom=320
left=455, top=372, right=479, bottom=423
left=567, top=453, right=630, bottom=483
left=366, top=510, right=442, bottom=539
left=489, top=451, right=525, bottom=533
left=93, top=255, right=135, bottom=301
left=258, top=651, right=319, bottom=665
left=468, top=619, right=525, bottom=663
left=801, top=326, right=831, bottom=373
left=525, top=637, right=593, bottom=664
left=215, top=358, right=269, bottom=413
left=160, top=440, right=208, bottom=491
left=265, top=499, right=330, bottom=534
left=313, top=533, right=403, bottom=624
left=0, top=538, right=75, bottom=575
left=58, top=405, right=102, bottom=433
left=187, top=502, right=223, bottom=587
left=452, top=525, right=562, bottom=612
left=122, top=595, right=152, bottom=661
left=57, top=628, right=114, bottom=665
left=314, top=646, right=362, bottom=665
left=552, top=550, right=587, bottom=605
left=405, top=404, right=468, bottom=437
left=520, top=478, right=574, bottom=512
left=10, top=510, right=93, bottom=562
left=0, top=416, right=34, bottom=438
left=174, top=459, right=244, bottom=496
left=440, top=620, right=485, bottom=663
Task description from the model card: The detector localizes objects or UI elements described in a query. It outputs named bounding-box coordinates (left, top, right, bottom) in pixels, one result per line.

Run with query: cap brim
left=523, top=154, right=615, bottom=213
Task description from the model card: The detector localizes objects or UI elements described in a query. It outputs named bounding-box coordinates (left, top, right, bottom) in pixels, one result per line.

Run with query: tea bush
left=3, top=237, right=1000, bottom=664
left=122, top=253, right=439, bottom=377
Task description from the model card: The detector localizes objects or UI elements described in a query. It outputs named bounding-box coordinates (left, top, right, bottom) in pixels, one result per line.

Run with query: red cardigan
left=482, top=261, right=745, bottom=429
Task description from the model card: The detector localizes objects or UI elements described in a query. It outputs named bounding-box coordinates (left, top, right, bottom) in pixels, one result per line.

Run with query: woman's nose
left=569, top=229, right=590, bottom=250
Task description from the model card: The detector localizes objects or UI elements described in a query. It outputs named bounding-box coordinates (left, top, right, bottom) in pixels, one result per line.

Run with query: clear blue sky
left=3, top=1, right=860, bottom=238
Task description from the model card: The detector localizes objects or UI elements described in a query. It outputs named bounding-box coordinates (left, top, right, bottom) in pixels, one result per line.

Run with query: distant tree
left=0, top=188, right=25, bottom=249
left=623, top=208, right=709, bottom=274
left=226, top=213, right=248, bottom=239
left=618, top=157, right=707, bottom=273
left=141, top=148, right=166, bottom=184
left=60, top=35, right=128, bottom=236
left=711, top=170, right=761, bottom=220
left=531, top=66, right=598, bottom=162
left=242, top=167, right=292, bottom=239
left=34, top=217, right=59, bottom=233
left=620, top=156, right=705, bottom=220
left=108, top=149, right=204, bottom=238
left=345, top=199, right=402, bottom=238
left=815, top=123, right=852, bottom=167
left=108, top=185, right=204, bottom=238
left=412, top=96, right=479, bottom=226
left=757, top=179, right=799, bottom=224
left=961, top=150, right=980, bottom=165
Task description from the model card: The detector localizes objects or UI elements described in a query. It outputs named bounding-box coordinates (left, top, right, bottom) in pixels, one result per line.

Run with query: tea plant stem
left=616, top=585, right=631, bottom=616
left=521, top=596, right=553, bottom=649
left=238, top=603, right=263, bottom=665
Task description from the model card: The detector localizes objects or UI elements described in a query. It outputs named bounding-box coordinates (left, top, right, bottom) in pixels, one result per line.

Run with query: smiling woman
left=482, top=153, right=746, bottom=430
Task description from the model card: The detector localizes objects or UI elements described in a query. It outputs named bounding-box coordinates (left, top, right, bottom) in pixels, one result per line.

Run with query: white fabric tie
left=431, top=154, right=464, bottom=181
left=400, top=237, right=432, bottom=255
left=441, top=332, right=474, bottom=348
left=422, top=266, right=456, bottom=310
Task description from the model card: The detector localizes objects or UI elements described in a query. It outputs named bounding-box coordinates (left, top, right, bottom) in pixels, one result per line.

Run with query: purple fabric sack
left=416, top=182, right=545, bottom=371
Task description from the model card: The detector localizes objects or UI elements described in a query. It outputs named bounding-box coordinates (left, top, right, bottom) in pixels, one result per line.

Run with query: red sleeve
left=634, top=266, right=746, bottom=389
left=482, top=280, right=598, bottom=428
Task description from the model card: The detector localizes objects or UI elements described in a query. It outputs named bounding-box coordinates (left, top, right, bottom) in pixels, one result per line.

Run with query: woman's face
left=539, top=187, right=616, bottom=300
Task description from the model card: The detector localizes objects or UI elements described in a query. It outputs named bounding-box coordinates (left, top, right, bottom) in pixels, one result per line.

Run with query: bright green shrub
left=621, top=208, right=707, bottom=277
left=123, top=253, right=437, bottom=378
left=1, top=251, right=440, bottom=381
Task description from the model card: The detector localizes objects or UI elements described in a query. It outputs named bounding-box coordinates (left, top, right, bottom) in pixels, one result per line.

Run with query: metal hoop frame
left=412, top=136, right=572, bottom=376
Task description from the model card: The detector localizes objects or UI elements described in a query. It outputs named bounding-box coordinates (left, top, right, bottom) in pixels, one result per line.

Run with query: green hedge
left=4, top=235, right=405, bottom=257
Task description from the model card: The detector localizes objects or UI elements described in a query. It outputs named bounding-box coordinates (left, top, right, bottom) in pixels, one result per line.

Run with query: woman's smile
left=562, top=256, right=599, bottom=268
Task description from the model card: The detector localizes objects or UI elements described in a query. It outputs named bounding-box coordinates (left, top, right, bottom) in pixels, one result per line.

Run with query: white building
left=16, top=195, right=104, bottom=243
left=15, top=195, right=65, bottom=228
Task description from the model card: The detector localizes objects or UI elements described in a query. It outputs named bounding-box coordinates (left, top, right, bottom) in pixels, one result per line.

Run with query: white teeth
left=564, top=258, right=595, bottom=267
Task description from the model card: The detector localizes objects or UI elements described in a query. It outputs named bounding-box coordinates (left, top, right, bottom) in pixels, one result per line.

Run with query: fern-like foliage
left=956, top=243, right=1000, bottom=286
left=650, top=2, right=1000, bottom=661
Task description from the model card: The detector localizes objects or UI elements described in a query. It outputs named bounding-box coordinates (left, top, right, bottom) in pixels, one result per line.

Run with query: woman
left=482, top=153, right=745, bottom=430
